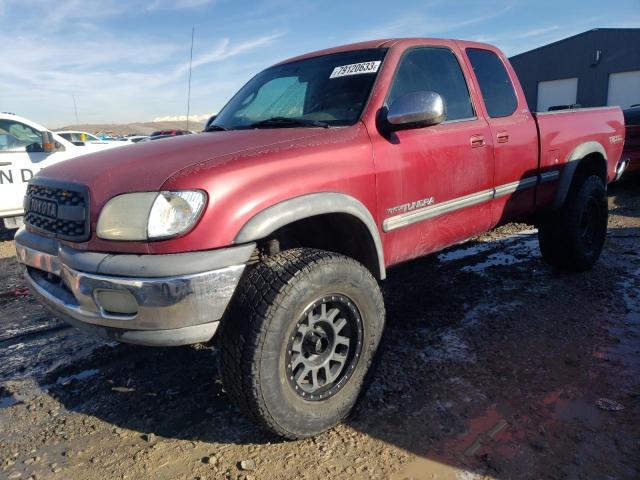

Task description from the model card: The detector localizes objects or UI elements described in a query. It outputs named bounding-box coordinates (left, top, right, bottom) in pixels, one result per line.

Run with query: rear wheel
left=218, top=248, right=385, bottom=439
left=538, top=175, right=608, bottom=272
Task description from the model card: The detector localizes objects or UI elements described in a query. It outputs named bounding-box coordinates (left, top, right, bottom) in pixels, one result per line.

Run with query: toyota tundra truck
left=14, top=38, right=626, bottom=439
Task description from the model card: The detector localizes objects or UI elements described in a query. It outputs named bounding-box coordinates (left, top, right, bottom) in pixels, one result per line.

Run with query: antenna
left=186, top=26, right=195, bottom=131
left=72, top=94, right=79, bottom=126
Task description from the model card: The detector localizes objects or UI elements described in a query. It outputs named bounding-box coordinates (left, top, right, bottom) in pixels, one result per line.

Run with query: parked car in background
left=56, top=131, right=125, bottom=149
left=622, top=105, right=640, bottom=175
left=16, top=38, right=625, bottom=439
left=0, top=113, right=121, bottom=230
left=138, top=134, right=174, bottom=142
left=125, top=135, right=149, bottom=143
left=149, top=129, right=191, bottom=137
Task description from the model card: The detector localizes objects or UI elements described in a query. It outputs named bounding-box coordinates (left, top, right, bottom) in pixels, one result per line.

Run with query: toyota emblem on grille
left=30, top=197, right=58, bottom=219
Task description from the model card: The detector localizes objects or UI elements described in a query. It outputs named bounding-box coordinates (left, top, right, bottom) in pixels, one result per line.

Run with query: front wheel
left=218, top=248, right=385, bottom=439
left=538, top=175, right=608, bottom=272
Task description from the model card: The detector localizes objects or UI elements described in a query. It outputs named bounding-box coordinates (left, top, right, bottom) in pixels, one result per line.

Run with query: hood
left=38, top=128, right=324, bottom=200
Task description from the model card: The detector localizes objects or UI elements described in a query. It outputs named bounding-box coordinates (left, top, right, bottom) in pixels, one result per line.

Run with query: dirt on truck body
left=1, top=177, right=639, bottom=480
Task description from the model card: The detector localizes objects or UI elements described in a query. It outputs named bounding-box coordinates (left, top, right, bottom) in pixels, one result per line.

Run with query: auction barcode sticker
left=330, top=61, right=381, bottom=78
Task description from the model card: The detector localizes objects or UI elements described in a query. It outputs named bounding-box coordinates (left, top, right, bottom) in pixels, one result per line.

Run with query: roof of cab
left=275, top=37, right=499, bottom=66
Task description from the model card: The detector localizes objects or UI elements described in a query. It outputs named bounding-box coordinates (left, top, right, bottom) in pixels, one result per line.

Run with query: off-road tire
left=538, top=175, right=608, bottom=272
left=218, top=248, right=385, bottom=439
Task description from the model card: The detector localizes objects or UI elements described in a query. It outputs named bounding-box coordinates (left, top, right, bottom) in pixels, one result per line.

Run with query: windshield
left=212, top=48, right=387, bottom=129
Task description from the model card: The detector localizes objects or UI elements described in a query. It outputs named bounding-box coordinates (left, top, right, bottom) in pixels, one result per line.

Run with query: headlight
left=97, top=190, right=206, bottom=240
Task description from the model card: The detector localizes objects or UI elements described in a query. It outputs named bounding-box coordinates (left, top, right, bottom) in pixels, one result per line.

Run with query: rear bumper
left=1, top=208, right=25, bottom=219
left=624, top=151, right=640, bottom=173
left=15, top=228, right=254, bottom=346
left=614, top=156, right=630, bottom=181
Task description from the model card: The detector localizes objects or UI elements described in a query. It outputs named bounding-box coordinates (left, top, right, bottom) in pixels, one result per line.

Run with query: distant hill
left=54, top=121, right=205, bottom=136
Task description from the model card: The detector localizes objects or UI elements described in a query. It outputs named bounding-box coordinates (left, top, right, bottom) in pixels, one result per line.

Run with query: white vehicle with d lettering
left=0, top=113, right=115, bottom=230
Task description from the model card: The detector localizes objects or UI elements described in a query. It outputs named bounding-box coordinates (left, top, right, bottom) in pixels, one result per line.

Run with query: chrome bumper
left=15, top=238, right=252, bottom=346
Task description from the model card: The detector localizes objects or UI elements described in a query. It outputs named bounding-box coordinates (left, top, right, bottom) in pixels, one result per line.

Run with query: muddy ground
left=0, top=177, right=639, bottom=480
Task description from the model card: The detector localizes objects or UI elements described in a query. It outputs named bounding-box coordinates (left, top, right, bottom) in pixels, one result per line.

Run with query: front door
left=0, top=119, right=52, bottom=217
left=371, top=46, right=495, bottom=265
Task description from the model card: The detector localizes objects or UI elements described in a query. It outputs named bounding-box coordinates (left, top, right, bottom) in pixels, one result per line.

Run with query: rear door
left=464, top=47, right=539, bottom=223
left=372, top=46, right=495, bottom=264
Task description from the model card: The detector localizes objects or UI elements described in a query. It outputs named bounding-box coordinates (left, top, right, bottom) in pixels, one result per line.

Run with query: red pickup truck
left=15, top=38, right=626, bottom=439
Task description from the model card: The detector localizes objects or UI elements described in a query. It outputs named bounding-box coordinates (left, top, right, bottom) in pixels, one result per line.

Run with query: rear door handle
left=0, top=161, right=11, bottom=166
left=496, top=131, right=509, bottom=143
left=470, top=135, right=485, bottom=148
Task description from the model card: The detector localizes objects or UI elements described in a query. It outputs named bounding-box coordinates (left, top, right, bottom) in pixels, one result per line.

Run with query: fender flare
left=234, top=192, right=386, bottom=279
left=552, top=141, right=607, bottom=209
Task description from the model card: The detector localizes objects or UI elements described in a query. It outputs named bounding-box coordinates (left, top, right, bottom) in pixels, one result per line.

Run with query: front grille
left=24, top=180, right=90, bottom=241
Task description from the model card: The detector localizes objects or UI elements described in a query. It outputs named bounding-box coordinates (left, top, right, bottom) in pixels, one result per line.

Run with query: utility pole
left=186, top=26, right=195, bottom=131
left=72, top=94, right=79, bottom=126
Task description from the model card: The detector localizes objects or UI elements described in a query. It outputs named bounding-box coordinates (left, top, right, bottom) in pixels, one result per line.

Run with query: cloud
left=516, top=25, right=561, bottom=39
left=146, top=0, right=215, bottom=11
left=350, top=1, right=513, bottom=42
left=0, top=17, right=282, bottom=125
left=175, top=32, right=284, bottom=75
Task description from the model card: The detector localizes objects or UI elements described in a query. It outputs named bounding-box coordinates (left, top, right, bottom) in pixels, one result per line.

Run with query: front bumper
left=15, top=228, right=254, bottom=346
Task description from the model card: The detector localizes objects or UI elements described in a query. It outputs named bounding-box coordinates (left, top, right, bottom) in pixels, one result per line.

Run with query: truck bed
left=534, top=106, right=625, bottom=208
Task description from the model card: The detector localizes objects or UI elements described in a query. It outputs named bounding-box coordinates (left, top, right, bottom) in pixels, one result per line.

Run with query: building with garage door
left=509, top=28, right=640, bottom=112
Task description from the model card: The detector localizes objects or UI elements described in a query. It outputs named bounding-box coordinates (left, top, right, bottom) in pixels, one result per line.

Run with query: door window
left=0, top=120, right=42, bottom=152
left=466, top=48, right=517, bottom=118
left=388, top=47, right=475, bottom=121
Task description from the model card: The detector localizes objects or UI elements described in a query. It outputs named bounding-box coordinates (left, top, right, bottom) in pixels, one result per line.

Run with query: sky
left=0, top=0, right=638, bottom=127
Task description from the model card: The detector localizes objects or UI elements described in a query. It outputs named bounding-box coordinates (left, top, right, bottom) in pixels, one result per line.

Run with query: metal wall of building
left=509, top=29, right=640, bottom=111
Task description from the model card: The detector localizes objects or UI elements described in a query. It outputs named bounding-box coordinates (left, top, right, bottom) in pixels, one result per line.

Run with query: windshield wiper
left=204, top=124, right=231, bottom=132
left=249, top=117, right=331, bottom=129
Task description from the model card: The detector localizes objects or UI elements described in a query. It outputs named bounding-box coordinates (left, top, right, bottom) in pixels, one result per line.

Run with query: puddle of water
left=461, top=238, right=540, bottom=275
left=597, top=266, right=640, bottom=373
left=56, top=368, right=100, bottom=386
left=0, top=394, right=19, bottom=408
left=437, top=230, right=538, bottom=264
left=0, top=330, right=108, bottom=383
left=553, top=397, right=602, bottom=428
left=420, top=331, right=476, bottom=363
left=437, top=242, right=497, bottom=262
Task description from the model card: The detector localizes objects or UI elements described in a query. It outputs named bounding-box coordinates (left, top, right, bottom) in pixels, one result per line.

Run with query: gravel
left=0, top=175, right=639, bottom=480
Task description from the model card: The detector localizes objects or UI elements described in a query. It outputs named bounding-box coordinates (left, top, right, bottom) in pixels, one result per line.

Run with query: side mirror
left=41, top=131, right=65, bottom=153
left=385, top=91, right=446, bottom=131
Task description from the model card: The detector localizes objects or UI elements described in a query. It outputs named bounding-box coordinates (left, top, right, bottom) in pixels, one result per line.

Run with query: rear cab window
left=466, top=48, right=518, bottom=118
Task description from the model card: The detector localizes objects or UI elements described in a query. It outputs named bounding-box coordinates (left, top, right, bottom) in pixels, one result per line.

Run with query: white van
left=0, top=113, right=119, bottom=229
